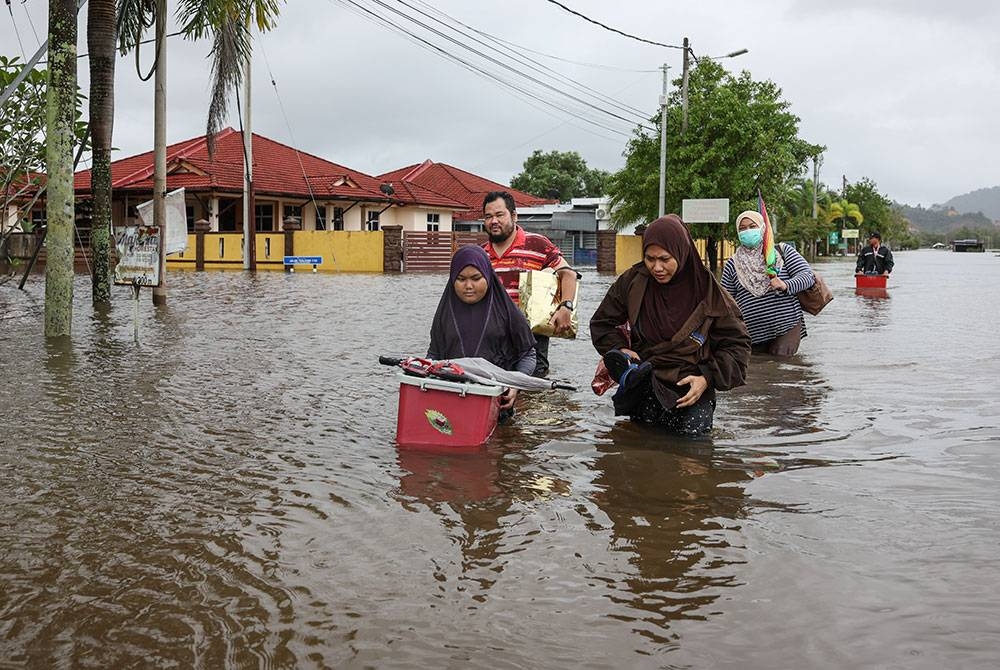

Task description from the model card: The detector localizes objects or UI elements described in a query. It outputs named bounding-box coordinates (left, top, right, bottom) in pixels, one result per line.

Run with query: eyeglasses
left=482, top=213, right=508, bottom=223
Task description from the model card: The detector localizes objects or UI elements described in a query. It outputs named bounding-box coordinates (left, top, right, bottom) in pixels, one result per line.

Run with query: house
left=72, top=129, right=468, bottom=237
left=515, top=197, right=622, bottom=266
left=377, top=160, right=554, bottom=232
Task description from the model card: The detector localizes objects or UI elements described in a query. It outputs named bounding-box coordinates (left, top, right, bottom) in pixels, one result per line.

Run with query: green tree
left=844, top=177, right=891, bottom=235
left=1, top=56, right=48, bottom=243
left=607, top=60, right=822, bottom=269
left=45, top=0, right=78, bottom=337
left=510, top=149, right=609, bottom=202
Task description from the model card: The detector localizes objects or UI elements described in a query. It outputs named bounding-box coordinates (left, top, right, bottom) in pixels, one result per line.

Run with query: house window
left=186, top=205, right=195, bottom=232
left=333, top=207, right=344, bottom=231
left=255, top=203, right=274, bottom=231
left=315, top=203, right=327, bottom=231
left=219, top=205, right=237, bottom=232
left=30, top=209, right=47, bottom=230
left=426, top=212, right=440, bottom=232
left=366, top=210, right=380, bottom=231
left=283, top=204, right=302, bottom=229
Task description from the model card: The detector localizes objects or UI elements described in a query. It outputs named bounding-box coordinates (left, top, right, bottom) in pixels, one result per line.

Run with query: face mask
left=738, top=228, right=763, bottom=248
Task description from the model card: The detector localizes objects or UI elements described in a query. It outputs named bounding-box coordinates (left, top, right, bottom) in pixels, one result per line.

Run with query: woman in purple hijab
left=429, top=245, right=536, bottom=410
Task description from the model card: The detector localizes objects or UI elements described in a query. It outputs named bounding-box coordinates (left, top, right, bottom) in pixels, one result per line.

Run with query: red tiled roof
left=378, top=160, right=557, bottom=221
left=73, top=129, right=466, bottom=209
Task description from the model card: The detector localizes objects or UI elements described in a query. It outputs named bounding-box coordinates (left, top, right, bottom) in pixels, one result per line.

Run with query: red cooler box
left=395, top=373, right=502, bottom=448
left=856, top=274, right=887, bottom=289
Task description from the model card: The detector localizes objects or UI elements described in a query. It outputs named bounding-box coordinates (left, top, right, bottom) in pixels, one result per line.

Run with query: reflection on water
left=3, top=251, right=1000, bottom=667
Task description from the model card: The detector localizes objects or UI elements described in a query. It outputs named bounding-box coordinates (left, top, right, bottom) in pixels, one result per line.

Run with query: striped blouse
left=720, top=243, right=814, bottom=345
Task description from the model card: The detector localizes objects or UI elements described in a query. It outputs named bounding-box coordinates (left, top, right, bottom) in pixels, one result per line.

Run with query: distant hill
left=894, top=202, right=995, bottom=234
left=938, top=186, right=1000, bottom=221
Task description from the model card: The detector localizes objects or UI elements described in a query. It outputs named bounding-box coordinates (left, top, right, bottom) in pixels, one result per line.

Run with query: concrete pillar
left=382, top=224, right=403, bottom=273
left=194, top=218, right=210, bottom=271
left=209, top=197, right=219, bottom=231
left=596, top=229, right=617, bottom=274
left=282, top=216, right=301, bottom=271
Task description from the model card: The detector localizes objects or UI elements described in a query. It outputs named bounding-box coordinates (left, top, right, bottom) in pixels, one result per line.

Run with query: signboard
left=682, top=198, right=730, bottom=224
left=114, top=226, right=161, bottom=286
left=828, top=231, right=840, bottom=245
left=137, top=187, right=188, bottom=255
left=842, top=228, right=860, bottom=239
left=284, top=255, right=323, bottom=272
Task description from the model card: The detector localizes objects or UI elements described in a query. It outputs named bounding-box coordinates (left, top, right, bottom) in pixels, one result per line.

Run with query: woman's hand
left=769, top=276, right=788, bottom=292
left=675, top=375, right=708, bottom=408
left=499, top=388, right=519, bottom=410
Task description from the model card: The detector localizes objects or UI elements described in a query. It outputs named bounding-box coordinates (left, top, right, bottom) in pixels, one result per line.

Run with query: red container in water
left=395, top=374, right=502, bottom=448
left=856, top=274, right=888, bottom=289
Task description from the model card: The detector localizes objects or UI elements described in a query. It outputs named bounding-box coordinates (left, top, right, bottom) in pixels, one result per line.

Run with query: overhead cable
left=543, top=0, right=684, bottom=50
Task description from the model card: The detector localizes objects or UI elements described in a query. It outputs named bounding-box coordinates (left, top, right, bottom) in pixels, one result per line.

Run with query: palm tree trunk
left=88, top=0, right=116, bottom=306
left=44, top=0, right=78, bottom=337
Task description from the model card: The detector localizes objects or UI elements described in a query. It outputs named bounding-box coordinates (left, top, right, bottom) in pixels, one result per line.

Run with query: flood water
left=2, top=249, right=1000, bottom=668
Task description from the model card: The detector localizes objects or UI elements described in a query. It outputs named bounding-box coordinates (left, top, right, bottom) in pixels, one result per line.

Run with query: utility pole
left=812, top=155, right=819, bottom=258
left=657, top=64, right=669, bottom=218
left=151, top=0, right=167, bottom=306
left=681, top=37, right=691, bottom=134
left=242, top=49, right=255, bottom=271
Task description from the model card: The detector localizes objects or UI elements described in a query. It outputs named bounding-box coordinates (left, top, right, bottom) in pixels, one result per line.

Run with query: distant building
left=72, top=129, right=467, bottom=240
left=377, top=160, right=555, bottom=232
left=516, top=197, right=628, bottom=266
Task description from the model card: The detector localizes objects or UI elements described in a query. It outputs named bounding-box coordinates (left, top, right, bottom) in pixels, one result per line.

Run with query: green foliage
left=0, top=56, right=49, bottom=174
left=607, top=60, right=823, bottom=241
left=828, top=199, right=864, bottom=229
left=510, top=149, right=609, bottom=201
left=1, top=56, right=87, bottom=232
left=844, top=178, right=891, bottom=235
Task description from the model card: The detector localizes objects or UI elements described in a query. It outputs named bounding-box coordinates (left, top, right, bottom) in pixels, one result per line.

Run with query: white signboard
left=682, top=198, right=730, bottom=223
left=842, top=228, right=860, bottom=239
left=114, top=225, right=161, bottom=286
left=137, top=187, right=188, bottom=255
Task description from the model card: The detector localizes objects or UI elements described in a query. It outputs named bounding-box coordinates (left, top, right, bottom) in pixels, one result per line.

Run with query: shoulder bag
left=778, top=244, right=833, bottom=316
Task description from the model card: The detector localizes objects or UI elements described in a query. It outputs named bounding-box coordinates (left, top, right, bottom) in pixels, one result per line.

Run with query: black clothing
left=855, top=244, right=894, bottom=274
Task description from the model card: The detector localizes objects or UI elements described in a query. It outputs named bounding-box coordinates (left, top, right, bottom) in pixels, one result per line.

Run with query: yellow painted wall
left=288, top=230, right=384, bottom=272
left=614, top=235, right=737, bottom=275
left=168, top=231, right=385, bottom=272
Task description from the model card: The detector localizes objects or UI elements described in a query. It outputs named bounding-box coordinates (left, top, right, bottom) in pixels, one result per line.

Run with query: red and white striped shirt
left=483, top=226, right=565, bottom=306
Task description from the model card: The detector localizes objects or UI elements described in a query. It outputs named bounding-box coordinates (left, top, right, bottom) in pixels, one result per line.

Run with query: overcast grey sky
left=3, top=0, right=997, bottom=208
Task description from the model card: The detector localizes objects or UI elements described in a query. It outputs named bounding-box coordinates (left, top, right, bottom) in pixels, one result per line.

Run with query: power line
left=406, top=0, right=653, bottom=122
left=360, top=0, right=649, bottom=130
left=332, top=0, right=635, bottom=139
left=543, top=0, right=684, bottom=50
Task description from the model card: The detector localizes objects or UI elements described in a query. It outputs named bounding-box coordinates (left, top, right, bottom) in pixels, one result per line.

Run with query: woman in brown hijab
left=590, top=215, right=751, bottom=435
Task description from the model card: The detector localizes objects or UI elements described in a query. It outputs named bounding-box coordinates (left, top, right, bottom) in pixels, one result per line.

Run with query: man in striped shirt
left=481, top=191, right=578, bottom=377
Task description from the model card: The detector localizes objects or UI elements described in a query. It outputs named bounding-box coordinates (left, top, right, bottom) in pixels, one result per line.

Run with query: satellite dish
left=380, top=182, right=395, bottom=196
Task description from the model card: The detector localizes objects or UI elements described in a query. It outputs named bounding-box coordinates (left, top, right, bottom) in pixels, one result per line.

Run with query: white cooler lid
left=396, top=372, right=503, bottom=397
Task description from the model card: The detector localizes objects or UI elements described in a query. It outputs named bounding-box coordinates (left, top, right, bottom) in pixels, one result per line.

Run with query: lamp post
left=657, top=63, right=669, bottom=218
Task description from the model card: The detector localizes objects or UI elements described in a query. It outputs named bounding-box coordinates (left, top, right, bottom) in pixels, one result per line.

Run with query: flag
left=758, top=189, right=777, bottom=276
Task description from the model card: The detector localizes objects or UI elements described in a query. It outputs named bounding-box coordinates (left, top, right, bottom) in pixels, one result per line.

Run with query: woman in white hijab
left=720, top=210, right=816, bottom=355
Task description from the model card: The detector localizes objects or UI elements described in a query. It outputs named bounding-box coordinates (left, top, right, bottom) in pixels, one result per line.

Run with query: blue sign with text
left=283, top=256, right=323, bottom=265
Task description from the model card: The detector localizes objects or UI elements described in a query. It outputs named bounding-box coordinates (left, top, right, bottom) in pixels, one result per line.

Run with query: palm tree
left=117, top=0, right=282, bottom=151
left=44, top=0, right=78, bottom=337
left=828, top=199, right=864, bottom=254
left=88, top=0, right=117, bottom=306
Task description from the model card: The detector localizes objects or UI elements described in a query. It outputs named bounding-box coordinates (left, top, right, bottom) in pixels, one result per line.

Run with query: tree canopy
left=510, top=149, right=609, bottom=202
left=606, top=60, right=822, bottom=242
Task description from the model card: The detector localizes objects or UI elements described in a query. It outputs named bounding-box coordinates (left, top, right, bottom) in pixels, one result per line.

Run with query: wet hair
left=869, top=231, right=881, bottom=240
left=482, top=191, right=516, bottom=215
